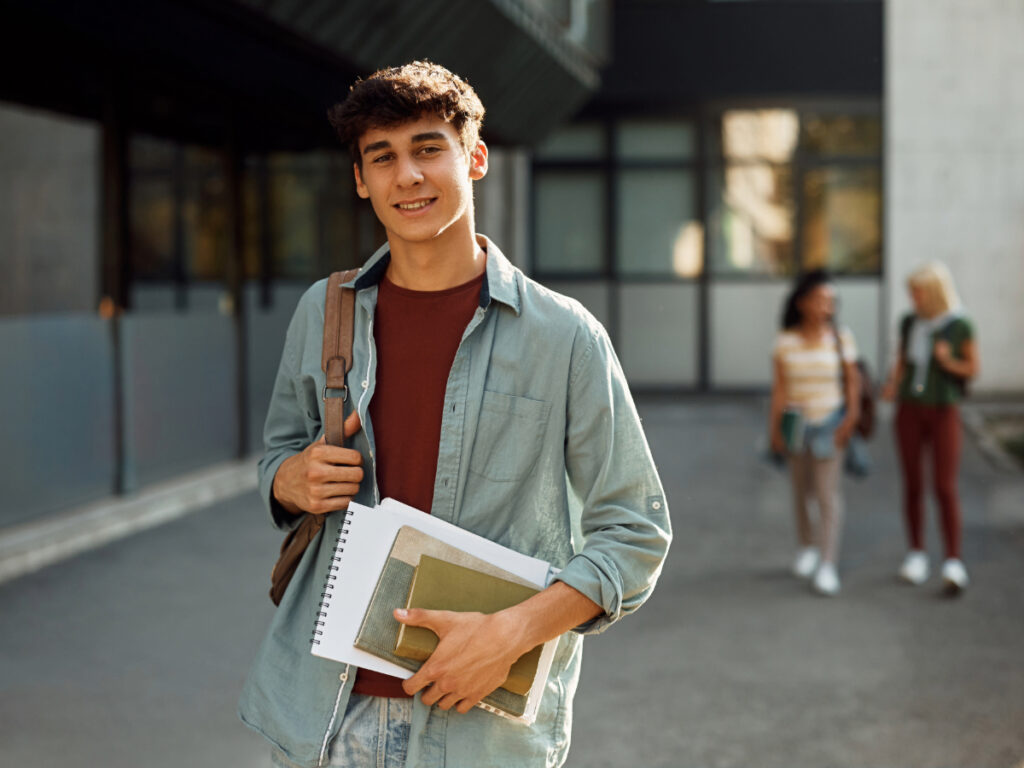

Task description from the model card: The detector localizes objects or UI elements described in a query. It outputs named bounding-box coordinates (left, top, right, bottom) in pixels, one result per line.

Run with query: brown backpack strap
left=322, top=269, right=360, bottom=447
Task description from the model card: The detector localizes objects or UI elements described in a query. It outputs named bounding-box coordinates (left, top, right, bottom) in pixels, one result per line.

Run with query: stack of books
left=310, top=498, right=560, bottom=725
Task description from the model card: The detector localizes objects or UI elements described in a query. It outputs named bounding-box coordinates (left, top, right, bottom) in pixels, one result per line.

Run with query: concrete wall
left=887, top=0, right=1024, bottom=392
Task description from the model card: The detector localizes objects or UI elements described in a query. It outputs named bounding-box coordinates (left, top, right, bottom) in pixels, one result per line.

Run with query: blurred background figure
left=881, top=262, right=979, bottom=593
left=769, top=270, right=860, bottom=597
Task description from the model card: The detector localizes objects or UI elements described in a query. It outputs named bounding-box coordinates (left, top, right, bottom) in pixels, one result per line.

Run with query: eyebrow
left=361, top=132, right=449, bottom=156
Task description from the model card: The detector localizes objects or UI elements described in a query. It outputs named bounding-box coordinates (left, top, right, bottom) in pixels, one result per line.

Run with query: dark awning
left=0, top=0, right=601, bottom=150
left=232, top=0, right=602, bottom=145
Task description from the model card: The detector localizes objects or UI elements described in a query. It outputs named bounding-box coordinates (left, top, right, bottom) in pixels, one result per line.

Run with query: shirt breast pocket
left=469, top=391, right=552, bottom=482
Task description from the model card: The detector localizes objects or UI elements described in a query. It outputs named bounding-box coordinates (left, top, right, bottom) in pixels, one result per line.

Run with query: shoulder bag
left=269, top=268, right=359, bottom=606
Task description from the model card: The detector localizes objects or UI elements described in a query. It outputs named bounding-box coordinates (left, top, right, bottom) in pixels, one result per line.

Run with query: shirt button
left=652, top=501, right=662, bottom=510
left=443, top=478, right=449, bottom=487
left=361, top=380, right=368, bottom=389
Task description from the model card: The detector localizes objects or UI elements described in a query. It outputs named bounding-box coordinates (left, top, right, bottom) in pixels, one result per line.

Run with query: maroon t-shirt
left=353, top=270, right=484, bottom=698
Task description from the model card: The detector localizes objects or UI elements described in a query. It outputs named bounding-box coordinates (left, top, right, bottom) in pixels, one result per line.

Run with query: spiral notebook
left=310, top=498, right=559, bottom=725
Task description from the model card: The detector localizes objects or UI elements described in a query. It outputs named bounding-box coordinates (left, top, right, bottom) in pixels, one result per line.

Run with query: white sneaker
left=792, top=547, right=820, bottom=579
left=941, top=559, right=969, bottom=593
left=899, top=550, right=930, bottom=585
left=813, top=562, right=840, bottom=596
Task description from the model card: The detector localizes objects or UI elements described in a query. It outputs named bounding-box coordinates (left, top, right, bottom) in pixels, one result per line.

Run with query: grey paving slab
left=0, top=398, right=1022, bottom=768
left=566, top=399, right=1024, bottom=768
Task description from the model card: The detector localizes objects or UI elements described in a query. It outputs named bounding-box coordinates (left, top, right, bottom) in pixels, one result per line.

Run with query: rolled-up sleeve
left=256, top=284, right=322, bottom=531
left=554, top=323, right=672, bottom=634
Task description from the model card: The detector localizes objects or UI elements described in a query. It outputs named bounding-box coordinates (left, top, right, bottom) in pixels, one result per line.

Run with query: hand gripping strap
left=322, top=269, right=359, bottom=447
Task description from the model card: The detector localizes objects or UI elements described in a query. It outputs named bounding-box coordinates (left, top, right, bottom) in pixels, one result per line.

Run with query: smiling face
left=353, top=115, right=487, bottom=252
left=797, top=283, right=836, bottom=325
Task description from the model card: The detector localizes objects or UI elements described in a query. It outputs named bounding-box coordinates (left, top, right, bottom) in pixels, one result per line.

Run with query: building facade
left=2, top=0, right=1022, bottom=530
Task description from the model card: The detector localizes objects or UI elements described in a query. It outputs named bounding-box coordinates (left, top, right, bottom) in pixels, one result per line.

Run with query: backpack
left=833, top=327, right=875, bottom=439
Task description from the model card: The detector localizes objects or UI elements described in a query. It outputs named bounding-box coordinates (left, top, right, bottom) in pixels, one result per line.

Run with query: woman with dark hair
left=769, top=270, right=861, bottom=596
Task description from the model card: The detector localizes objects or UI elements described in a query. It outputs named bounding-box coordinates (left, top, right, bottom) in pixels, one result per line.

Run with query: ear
left=468, top=141, right=488, bottom=181
left=353, top=162, right=369, bottom=199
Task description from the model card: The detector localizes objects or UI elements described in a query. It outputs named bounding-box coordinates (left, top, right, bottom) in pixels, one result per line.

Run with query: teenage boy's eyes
left=368, top=146, right=442, bottom=164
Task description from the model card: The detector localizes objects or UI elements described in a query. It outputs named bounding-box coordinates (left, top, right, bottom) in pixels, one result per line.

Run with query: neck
left=384, top=219, right=485, bottom=291
left=799, top=317, right=830, bottom=334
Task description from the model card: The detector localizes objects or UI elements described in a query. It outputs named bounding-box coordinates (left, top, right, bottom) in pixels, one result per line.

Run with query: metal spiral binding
left=310, top=509, right=352, bottom=646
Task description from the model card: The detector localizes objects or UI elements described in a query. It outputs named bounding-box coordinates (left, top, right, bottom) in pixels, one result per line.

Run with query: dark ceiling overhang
left=0, top=0, right=600, bottom=151
left=231, top=0, right=602, bottom=146
left=592, top=0, right=882, bottom=112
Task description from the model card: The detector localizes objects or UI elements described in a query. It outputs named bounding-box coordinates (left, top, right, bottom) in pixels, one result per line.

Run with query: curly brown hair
left=328, top=61, right=485, bottom=167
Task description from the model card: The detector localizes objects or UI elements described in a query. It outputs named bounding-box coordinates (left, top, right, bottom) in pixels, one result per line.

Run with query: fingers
left=309, top=443, right=363, bottom=467
left=393, top=608, right=450, bottom=633
left=343, top=410, right=362, bottom=440
left=435, top=691, right=464, bottom=711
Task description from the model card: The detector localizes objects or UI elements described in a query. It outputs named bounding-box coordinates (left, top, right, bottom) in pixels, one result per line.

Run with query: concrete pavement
left=1, top=398, right=1022, bottom=768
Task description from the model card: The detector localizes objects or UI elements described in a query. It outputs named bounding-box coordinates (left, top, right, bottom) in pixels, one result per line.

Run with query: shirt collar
left=345, top=234, right=521, bottom=315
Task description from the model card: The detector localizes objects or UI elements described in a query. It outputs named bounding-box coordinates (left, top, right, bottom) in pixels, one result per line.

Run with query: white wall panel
left=618, top=283, right=698, bottom=387
left=887, top=0, right=1024, bottom=391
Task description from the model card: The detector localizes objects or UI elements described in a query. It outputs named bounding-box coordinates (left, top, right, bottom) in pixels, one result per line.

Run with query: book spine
left=311, top=508, right=353, bottom=646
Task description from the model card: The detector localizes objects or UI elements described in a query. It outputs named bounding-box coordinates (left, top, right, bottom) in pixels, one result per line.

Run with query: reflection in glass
left=130, top=176, right=175, bottom=280
left=720, top=109, right=799, bottom=162
left=802, top=166, right=881, bottom=273
left=710, top=163, right=794, bottom=275
left=182, top=147, right=227, bottom=281
left=534, top=123, right=605, bottom=160
left=616, top=120, right=696, bottom=161
left=535, top=172, right=605, bottom=273
left=617, top=170, right=701, bottom=277
left=802, top=114, right=882, bottom=156
left=268, top=155, right=318, bottom=279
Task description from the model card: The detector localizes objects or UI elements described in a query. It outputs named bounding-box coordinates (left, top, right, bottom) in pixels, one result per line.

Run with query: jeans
left=273, top=694, right=412, bottom=768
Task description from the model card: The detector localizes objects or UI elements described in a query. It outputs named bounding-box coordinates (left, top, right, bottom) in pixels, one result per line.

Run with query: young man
left=239, top=61, right=671, bottom=768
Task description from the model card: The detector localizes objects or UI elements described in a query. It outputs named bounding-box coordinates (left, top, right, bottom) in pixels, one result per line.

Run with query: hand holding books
left=313, top=500, right=561, bottom=724
left=394, top=604, right=538, bottom=715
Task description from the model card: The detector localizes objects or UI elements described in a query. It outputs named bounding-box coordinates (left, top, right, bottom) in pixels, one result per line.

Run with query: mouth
left=394, top=198, right=436, bottom=212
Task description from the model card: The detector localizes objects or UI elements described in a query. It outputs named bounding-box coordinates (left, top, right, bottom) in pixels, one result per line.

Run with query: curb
left=0, top=458, right=258, bottom=585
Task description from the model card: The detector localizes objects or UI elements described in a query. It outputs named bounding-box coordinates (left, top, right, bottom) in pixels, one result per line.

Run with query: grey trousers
left=788, top=448, right=845, bottom=564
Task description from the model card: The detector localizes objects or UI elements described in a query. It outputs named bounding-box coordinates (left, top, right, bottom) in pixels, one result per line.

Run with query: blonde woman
left=770, top=270, right=860, bottom=596
left=881, top=262, right=979, bottom=593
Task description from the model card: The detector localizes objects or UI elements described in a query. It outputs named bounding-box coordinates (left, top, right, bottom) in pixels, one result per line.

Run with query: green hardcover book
left=394, top=555, right=543, bottom=696
left=780, top=408, right=806, bottom=452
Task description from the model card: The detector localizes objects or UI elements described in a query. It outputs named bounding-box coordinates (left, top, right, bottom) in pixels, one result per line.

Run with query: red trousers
left=894, top=402, right=962, bottom=559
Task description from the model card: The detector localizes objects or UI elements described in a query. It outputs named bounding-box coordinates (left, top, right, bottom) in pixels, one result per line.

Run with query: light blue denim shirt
left=239, top=237, right=672, bottom=768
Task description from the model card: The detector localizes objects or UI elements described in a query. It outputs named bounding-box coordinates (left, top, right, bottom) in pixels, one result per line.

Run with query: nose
left=395, top=153, right=423, bottom=187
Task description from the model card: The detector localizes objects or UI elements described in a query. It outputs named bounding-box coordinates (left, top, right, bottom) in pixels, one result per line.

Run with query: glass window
left=801, top=114, right=882, bottom=157
left=616, top=119, right=696, bottom=161
left=802, top=165, right=881, bottom=273
left=268, top=154, right=319, bottom=279
left=710, top=163, right=795, bottom=276
left=534, top=123, right=605, bottom=160
left=182, top=147, right=227, bottom=281
left=719, top=109, right=799, bottom=163
left=616, top=169, right=701, bottom=277
left=534, top=171, right=605, bottom=273
left=130, top=175, right=176, bottom=280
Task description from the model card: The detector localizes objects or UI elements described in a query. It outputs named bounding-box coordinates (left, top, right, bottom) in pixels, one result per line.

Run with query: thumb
left=394, top=607, right=447, bottom=633
left=343, top=409, right=362, bottom=439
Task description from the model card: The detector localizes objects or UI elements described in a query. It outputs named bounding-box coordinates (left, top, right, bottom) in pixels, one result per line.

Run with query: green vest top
left=898, top=313, right=974, bottom=405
